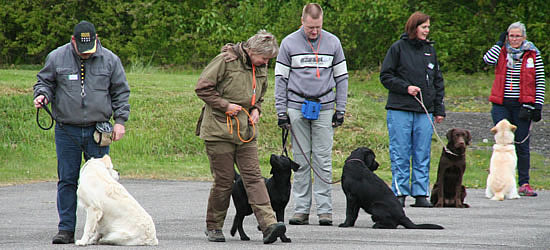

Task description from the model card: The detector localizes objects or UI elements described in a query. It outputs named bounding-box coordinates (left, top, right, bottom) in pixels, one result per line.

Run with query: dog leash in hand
left=288, top=126, right=341, bottom=184
left=413, top=89, right=460, bottom=157
left=225, top=107, right=256, bottom=143
left=36, top=101, right=90, bottom=159
left=281, top=128, right=290, bottom=157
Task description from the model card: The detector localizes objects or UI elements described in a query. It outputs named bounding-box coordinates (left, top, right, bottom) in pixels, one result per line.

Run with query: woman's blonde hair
left=243, top=30, right=279, bottom=57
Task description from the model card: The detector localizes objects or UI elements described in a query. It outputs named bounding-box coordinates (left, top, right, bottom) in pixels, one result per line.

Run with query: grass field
left=0, top=67, right=548, bottom=189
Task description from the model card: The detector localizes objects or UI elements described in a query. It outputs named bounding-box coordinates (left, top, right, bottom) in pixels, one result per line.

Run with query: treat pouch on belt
left=94, top=121, right=113, bottom=146
left=291, top=88, right=332, bottom=120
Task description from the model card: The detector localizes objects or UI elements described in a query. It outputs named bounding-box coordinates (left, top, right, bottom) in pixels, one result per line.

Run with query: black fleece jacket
left=380, top=33, right=445, bottom=117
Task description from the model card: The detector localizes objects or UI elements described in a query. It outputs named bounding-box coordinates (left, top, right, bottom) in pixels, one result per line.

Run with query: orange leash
left=225, top=108, right=256, bottom=143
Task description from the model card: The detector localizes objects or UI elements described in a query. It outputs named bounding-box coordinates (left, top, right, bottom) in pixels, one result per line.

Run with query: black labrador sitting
left=339, top=147, right=444, bottom=229
left=431, top=128, right=471, bottom=208
left=230, top=154, right=300, bottom=242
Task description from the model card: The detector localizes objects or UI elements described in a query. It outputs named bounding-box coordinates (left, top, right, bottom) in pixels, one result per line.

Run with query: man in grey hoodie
left=274, top=3, right=348, bottom=226
left=33, top=21, right=130, bottom=244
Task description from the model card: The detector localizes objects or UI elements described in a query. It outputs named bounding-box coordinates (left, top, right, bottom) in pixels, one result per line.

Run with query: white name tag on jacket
left=68, top=74, right=78, bottom=80
left=526, top=58, right=535, bottom=68
left=427, top=63, right=434, bottom=69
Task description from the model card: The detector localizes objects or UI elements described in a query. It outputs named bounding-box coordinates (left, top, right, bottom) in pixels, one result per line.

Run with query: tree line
left=1, top=0, right=548, bottom=73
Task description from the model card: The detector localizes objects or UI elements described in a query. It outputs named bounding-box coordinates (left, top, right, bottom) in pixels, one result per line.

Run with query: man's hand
left=112, top=124, right=125, bottom=141
left=33, top=95, right=48, bottom=108
left=407, top=86, right=421, bottom=96
left=434, top=115, right=444, bottom=124
left=277, top=113, right=290, bottom=129
left=332, top=111, right=345, bottom=128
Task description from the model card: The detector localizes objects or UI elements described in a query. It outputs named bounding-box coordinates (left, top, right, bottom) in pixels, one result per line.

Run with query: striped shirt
left=483, top=45, right=546, bottom=106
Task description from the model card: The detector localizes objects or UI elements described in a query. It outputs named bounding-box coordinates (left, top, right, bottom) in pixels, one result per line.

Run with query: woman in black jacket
left=380, top=11, right=445, bottom=208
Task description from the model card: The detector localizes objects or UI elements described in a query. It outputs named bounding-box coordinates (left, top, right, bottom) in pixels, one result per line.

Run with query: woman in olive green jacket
left=195, top=30, right=286, bottom=244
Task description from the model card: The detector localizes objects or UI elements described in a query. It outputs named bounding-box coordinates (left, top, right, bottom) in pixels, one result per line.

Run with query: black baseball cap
left=73, top=21, right=97, bottom=54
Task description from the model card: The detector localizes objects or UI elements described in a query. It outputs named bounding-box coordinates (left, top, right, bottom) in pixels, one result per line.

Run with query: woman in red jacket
left=483, top=21, right=546, bottom=197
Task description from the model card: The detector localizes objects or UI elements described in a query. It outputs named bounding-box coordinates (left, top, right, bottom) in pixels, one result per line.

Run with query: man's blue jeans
left=491, top=100, right=531, bottom=186
left=55, top=123, right=109, bottom=232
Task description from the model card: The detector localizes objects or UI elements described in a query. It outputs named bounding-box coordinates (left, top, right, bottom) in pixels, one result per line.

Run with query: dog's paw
left=240, top=236, right=250, bottom=241
left=281, top=235, right=291, bottom=243
left=75, top=240, right=87, bottom=246
left=338, top=223, right=352, bottom=228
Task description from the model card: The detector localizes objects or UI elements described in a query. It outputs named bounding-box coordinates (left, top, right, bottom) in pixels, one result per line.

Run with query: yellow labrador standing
left=485, top=119, right=521, bottom=201
left=76, top=155, right=158, bottom=245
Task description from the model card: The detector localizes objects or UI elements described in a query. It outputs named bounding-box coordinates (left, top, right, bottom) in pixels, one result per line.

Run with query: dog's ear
left=365, top=149, right=379, bottom=172
left=490, top=126, right=497, bottom=134
left=101, top=154, right=112, bottom=169
left=510, top=124, right=517, bottom=132
left=465, top=130, right=472, bottom=145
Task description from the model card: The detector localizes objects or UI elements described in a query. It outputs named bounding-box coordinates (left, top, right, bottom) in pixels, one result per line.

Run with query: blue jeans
left=55, top=123, right=109, bottom=232
left=491, top=100, right=531, bottom=186
left=387, top=110, right=433, bottom=197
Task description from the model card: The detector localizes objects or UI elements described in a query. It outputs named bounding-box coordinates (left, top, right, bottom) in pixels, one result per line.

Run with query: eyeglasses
left=508, top=35, right=524, bottom=39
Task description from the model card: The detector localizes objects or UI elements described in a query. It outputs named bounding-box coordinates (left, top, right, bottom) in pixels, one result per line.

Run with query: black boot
left=52, top=230, right=75, bottom=244
left=397, top=196, right=406, bottom=207
left=410, top=196, right=433, bottom=207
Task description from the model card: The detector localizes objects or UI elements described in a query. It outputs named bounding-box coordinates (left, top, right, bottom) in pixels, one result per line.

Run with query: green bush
left=1, top=0, right=548, bottom=73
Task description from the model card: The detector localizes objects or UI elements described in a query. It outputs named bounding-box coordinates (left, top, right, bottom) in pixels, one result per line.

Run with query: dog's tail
left=400, top=216, right=444, bottom=230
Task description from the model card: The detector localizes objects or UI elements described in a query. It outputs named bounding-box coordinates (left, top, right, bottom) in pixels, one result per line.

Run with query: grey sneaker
left=289, top=213, right=309, bottom=225
left=318, top=213, right=333, bottom=226
left=205, top=229, right=225, bottom=242
left=263, top=222, right=286, bottom=244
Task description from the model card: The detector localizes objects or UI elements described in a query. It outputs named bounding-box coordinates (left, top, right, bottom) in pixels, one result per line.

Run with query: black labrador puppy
left=339, top=147, right=444, bottom=229
left=431, top=128, right=471, bottom=208
left=230, top=154, right=299, bottom=242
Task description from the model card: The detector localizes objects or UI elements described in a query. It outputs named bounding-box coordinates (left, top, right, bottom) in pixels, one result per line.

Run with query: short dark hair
left=405, top=11, right=430, bottom=39
left=302, top=3, right=323, bottom=19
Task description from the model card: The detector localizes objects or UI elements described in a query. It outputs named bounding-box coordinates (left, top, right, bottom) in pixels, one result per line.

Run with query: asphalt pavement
left=1, top=179, right=548, bottom=249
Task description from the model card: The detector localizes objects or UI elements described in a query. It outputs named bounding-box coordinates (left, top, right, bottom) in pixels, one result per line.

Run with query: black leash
left=281, top=127, right=290, bottom=157
left=36, top=102, right=90, bottom=159
left=287, top=126, right=341, bottom=184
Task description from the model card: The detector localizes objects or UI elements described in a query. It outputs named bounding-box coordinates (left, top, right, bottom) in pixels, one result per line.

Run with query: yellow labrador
left=76, top=155, right=158, bottom=245
left=485, top=119, right=520, bottom=201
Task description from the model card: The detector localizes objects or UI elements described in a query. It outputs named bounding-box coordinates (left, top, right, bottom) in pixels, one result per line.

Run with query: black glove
left=532, top=108, right=542, bottom=122
left=518, top=103, right=535, bottom=121
left=277, top=112, right=291, bottom=129
left=332, top=111, right=345, bottom=128
left=496, top=31, right=507, bottom=47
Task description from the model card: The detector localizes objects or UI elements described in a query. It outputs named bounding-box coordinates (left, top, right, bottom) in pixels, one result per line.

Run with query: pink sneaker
left=518, top=184, right=538, bottom=197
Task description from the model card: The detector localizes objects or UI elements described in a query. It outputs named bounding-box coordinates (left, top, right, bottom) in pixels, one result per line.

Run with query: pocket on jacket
left=55, top=68, right=79, bottom=92
left=90, top=67, right=110, bottom=90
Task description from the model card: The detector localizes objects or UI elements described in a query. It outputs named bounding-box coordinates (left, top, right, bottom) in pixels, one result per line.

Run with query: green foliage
left=1, top=1, right=549, bottom=72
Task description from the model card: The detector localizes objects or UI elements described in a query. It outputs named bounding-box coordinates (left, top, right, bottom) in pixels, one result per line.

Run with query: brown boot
left=288, top=213, right=309, bottom=225
left=318, top=213, right=333, bottom=226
